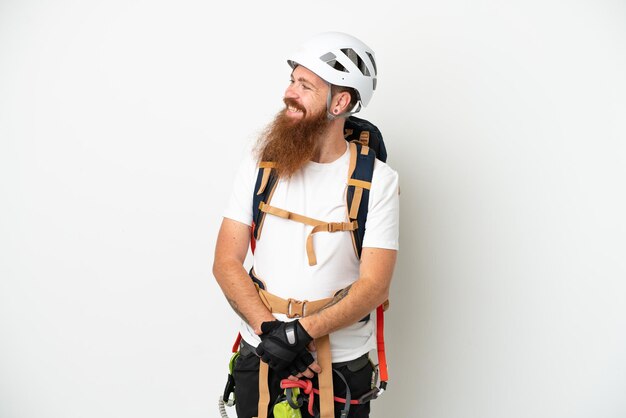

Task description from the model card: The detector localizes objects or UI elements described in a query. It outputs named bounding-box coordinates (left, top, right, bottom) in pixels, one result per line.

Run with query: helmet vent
left=340, top=48, right=371, bottom=76
left=366, top=52, right=377, bottom=76
left=320, top=52, right=349, bottom=73
left=320, top=52, right=336, bottom=62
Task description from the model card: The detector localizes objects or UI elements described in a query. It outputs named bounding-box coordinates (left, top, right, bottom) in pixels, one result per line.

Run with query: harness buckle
left=287, top=298, right=308, bottom=318
left=327, top=222, right=342, bottom=232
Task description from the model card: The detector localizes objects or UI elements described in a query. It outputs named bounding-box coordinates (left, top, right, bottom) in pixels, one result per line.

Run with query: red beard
left=255, top=98, right=331, bottom=178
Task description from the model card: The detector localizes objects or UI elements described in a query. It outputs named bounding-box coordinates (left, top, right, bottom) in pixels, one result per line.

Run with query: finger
left=307, top=361, right=322, bottom=374
left=301, top=367, right=314, bottom=379
left=306, top=341, right=317, bottom=352
left=292, top=358, right=309, bottom=375
left=298, top=352, right=315, bottom=368
left=287, top=375, right=300, bottom=381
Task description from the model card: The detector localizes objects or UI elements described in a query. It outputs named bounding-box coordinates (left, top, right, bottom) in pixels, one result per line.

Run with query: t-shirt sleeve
left=222, top=153, right=258, bottom=226
left=362, top=160, right=400, bottom=250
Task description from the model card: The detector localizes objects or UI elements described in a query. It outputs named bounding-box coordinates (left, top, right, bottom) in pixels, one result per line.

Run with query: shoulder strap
left=346, top=142, right=391, bottom=392
left=251, top=162, right=278, bottom=253
left=346, top=141, right=377, bottom=259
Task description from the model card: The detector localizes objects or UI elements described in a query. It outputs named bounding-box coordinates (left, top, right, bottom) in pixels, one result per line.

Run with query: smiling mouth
left=287, top=105, right=303, bottom=113
left=284, top=97, right=305, bottom=115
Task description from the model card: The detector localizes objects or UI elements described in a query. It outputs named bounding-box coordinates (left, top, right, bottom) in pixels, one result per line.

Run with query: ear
left=333, top=91, right=353, bottom=114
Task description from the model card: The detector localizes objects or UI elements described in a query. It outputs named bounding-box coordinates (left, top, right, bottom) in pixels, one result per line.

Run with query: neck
left=311, top=118, right=346, bottom=163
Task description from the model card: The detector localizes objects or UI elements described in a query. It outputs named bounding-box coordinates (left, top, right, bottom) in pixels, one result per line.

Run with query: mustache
left=283, top=98, right=306, bottom=114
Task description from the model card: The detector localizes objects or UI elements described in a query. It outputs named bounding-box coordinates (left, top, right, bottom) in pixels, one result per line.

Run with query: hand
left=256, top=321, right=320, bottom=379
left=255, top=320, right=313, bottom=371
left=286, top=345, right=321, bottom=381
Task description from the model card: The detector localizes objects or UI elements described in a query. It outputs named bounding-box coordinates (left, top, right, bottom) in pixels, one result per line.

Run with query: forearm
left=212, top=218, right=275, bottom=333
left=213, top=260, right=275, bottom=332
left=300, top=279, right=387, bottom=338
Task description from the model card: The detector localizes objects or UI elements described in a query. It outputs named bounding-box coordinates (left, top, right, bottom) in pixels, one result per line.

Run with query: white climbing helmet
left=287, top=31, right=378, bottom=109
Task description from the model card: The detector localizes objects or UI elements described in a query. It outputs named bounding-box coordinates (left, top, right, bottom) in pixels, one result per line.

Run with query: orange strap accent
left=347, top=178, right=372, bottom=189
left=259, top=202, right=357, bottom=266
left=315, top=335, right=335, bottom=418
left=376, top=304, right=389, bottom=383
left=359, top=131, right=370, bottom=146
left=232, top=333, right=242, bottom=353
left=257, top=162, right=276, bottom=195
left=346, top=143, right=372, bottom=220
left=346, top=142, right=361, bottom=219
left=256, top=360, right=270, bottom=418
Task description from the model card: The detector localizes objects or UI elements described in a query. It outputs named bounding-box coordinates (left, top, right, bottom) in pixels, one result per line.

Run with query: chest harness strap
left=255, top=142, right=371, bottom=267
left=258, top=202, right=358, bottom=266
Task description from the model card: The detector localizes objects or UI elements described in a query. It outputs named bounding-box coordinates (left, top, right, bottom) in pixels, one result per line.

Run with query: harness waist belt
left=258, top=288, right=333, bottom=318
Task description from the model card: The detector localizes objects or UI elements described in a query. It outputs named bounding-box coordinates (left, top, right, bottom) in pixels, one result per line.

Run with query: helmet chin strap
left=325, top=84, right=362, bottom=120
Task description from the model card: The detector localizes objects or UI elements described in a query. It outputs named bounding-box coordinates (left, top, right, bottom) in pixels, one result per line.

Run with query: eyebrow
left=292, top=76, right=317, bottom=89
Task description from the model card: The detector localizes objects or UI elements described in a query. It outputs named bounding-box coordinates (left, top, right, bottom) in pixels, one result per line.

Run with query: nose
left=284, top=83, right=298, bottom=99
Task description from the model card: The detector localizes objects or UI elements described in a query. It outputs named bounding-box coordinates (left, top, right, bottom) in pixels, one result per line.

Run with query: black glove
left=258, top=321, right=314, bottom=376
left=288, top=348, right=316, bottom=377
left=255, top=320, right=313, bottom=371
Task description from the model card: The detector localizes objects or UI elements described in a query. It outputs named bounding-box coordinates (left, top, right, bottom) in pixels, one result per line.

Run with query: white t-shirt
left=223, top=142, right=400, bottom=362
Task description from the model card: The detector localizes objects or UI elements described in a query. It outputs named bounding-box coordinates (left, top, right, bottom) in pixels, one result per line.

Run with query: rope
left=218, top=396, right=232, bottom=418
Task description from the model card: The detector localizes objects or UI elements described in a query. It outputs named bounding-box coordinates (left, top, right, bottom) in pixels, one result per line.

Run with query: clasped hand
left=255, top=320, right=320, bottom=379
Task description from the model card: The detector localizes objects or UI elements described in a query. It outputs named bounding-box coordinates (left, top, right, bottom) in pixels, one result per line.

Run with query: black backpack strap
left=346, top=142, right=377, bottom=259
left=252, top=162, right=278, bottom=245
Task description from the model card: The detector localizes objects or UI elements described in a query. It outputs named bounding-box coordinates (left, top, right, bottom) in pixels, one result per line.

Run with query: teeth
left=287, top=106, right=302, bottom=113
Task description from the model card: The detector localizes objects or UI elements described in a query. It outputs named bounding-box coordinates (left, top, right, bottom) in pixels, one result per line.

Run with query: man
left=213, top=32, right=399, bottom=418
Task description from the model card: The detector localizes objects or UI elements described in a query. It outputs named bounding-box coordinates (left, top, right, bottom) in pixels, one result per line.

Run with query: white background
left=1, top=1, right=625, bottom=417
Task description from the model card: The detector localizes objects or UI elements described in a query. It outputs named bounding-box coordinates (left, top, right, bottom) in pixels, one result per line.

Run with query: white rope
left=218, top=396, right=235, bottom=418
